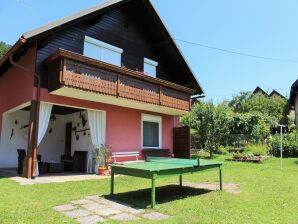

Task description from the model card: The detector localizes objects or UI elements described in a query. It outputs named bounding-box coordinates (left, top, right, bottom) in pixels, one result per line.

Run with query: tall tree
left=0, top=41, right=11, bottom=59
left=182, top=102, right=233, bottom=158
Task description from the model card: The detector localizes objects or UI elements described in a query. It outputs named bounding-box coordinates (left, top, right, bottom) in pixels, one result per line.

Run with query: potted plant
left=93, top=146, right=105, bottom=175
left=93, top=144, right=112, bottom=175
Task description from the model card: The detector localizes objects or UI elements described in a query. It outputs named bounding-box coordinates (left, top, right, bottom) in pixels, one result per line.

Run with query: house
left=252, top=86, right=286, bottom=99
left=252, top=86, right=268, bottom=96
left=0, top=0, right=203, bottom=178
left=268, top=90, right=286, bottom=99
left=289, top=79, right=298, bottom=128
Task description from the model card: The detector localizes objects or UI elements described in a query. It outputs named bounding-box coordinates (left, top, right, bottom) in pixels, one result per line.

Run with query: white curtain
left=87, top=110, right=105, bottom=173
left=36, top=102, right=53, bottom=176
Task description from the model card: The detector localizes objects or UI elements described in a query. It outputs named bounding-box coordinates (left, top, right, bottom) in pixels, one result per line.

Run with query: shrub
left=244, top=143, right=268, bottom=156
left=217, top=146, right=230, bottom=155
left=268, top=131, right=298, bottom=157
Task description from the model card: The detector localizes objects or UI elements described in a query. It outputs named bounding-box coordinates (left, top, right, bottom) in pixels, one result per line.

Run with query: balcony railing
left=45, top=49, right=195, bottom=112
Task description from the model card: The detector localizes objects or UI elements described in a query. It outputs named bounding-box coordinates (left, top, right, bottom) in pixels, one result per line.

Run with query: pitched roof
left=268, top=90, right=286, bottom=99
left=252, top=86, right=268, bottom=96
left=289, top=79, right=298, bottom=106
left=22, top=0, right=126, bottom=41
left=0, top=0, right=203, bottom=94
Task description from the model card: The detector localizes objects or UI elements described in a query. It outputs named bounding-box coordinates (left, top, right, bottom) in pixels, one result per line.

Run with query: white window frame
left=141, top=113, right=162, bottom=149
left=84, top=36, right=123, bottom=66
left=144, top=57, right=158, bottom=77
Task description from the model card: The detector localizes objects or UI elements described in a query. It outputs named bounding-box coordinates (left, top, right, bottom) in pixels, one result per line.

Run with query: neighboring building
left=252, top=86, right=286, bottom=99
left=0, top=0, right=203, bottom=178
left=268, top=90, right=286, bottom=99
left=289, top=79, right=298, bottom=128
left=252, top=86, right=268, bottom=96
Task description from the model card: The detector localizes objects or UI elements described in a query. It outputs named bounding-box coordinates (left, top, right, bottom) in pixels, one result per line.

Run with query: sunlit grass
left=0, top=156, right=297, bottom=223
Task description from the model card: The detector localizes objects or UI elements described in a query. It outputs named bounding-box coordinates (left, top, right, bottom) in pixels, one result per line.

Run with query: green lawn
left=0, top=156, right=297, bottom=224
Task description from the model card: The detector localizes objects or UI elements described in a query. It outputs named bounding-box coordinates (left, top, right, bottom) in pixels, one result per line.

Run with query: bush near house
left=268, top=131, right=298, bottom=157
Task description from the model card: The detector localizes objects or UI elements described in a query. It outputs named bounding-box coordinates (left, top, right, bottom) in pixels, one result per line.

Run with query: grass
left=0, top=156, right=297, bottom=224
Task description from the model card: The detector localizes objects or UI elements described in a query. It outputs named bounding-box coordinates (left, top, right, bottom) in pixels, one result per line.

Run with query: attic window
left=144, top=58, right=158, bottom=78
left=83, top=36, right=123, bottom=66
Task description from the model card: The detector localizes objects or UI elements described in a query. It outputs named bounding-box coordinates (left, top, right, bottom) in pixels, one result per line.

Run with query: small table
left=45, top=162, right=64, bottom=173
left=110, top=157, right=222, bottom=208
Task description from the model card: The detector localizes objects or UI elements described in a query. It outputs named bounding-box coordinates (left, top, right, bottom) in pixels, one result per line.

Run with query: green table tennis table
left=110, top=157, right=223, bottom=208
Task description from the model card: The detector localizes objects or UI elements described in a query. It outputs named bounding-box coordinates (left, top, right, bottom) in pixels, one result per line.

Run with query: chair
left=61, top=154, right=73, bottom=172
left=61, top=151, right=87, bottom=172
left=17, top=149, right=26, bottom=175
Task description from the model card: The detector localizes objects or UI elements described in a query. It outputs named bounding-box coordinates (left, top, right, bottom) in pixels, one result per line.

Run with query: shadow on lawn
left=294, top=160, right=298, bottom=165
left=105, top=184, right=212, bottom=209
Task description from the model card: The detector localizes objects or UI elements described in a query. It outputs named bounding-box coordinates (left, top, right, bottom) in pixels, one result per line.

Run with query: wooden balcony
left=45, top=49, right=195, bottom=114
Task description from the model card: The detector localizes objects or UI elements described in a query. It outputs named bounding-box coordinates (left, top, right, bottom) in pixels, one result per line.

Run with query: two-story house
left=0, top=0, right=203, bottom=178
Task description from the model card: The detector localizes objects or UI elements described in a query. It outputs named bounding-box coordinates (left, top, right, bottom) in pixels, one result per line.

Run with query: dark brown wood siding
left=173, top=126, right=191, bottom=159
left=36, top=2, right=188, bottom=89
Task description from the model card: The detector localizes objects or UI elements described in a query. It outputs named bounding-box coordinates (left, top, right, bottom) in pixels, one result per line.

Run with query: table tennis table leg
left=151, top=173, right=157, bottom=208
left=219, top=165, right=223, bottom=191
left=110, top=168, right=114, bottom=195
left=179, top=175, right=182, bottom=187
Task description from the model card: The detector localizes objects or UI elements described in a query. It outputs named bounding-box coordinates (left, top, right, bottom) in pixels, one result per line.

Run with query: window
left=144, top=58, right=158, bottom=78
left=83, top=36, right=123, bottom=66
left=142, top=114, right=162, bottom=148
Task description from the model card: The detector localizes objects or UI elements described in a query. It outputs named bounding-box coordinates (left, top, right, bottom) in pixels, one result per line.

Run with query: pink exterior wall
left=40, top=90, right=176, bottom=157
left=0, top=47, right=36, bottom=137
left=0, top=45, right=178, bottom=160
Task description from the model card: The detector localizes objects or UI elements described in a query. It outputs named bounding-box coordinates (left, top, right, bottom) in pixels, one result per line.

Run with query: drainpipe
left=8, top=39, right=41, bottom=179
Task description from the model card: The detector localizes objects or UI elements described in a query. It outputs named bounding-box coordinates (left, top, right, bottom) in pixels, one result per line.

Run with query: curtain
left=36, top=102, right=53, bottom=176
left=87, top=110, right=105, bottom=173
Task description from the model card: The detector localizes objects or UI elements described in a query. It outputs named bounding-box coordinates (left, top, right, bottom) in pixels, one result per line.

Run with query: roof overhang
left=289, top=79, right=298, bottom=106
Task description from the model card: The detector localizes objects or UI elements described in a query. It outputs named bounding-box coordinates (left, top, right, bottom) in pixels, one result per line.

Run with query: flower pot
left=98, top=166, right=107, bottom=176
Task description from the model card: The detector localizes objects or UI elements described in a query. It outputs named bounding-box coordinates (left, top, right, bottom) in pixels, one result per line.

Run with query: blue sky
left=0, top=0, right=297, bottom=102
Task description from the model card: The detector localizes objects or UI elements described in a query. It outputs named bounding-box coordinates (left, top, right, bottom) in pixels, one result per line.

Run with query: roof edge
left=147, top=0, right=204, bottom=94
left=289, top=79, right=298, bottom=106
left=0, top=37, right=26, bottom=67
left=23, top=0, right=125, bottom=40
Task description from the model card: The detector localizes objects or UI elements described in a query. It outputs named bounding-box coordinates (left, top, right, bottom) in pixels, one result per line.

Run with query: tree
left=182, top=102, right=233, bottom=158
left=0, top=41, right=11, bottom=59
left=229, top=92, right=288, bottom=126
left=228, top=91, right=251, bottom=113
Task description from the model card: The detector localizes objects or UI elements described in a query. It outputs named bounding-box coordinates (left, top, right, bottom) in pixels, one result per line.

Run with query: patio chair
left=61, top=151, right=87, bottom=172
left=17, top=149, right=26, bottom=175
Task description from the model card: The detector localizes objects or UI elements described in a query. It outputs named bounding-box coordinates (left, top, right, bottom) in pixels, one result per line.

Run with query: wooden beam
left=24, top=100, right=39, bottom=178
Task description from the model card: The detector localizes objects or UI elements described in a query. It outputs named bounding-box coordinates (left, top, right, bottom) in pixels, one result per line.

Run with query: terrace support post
left=179, top=175, right=182, bottom=187
left=110, top=167, right=114, bottom=195
left=219, top=165, right=223, bottom=191
left=151, top=173, right=157, bottom=208
left=24, top=100, right=39, bottom=179
left=9, top=44, right=41, bottom=179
